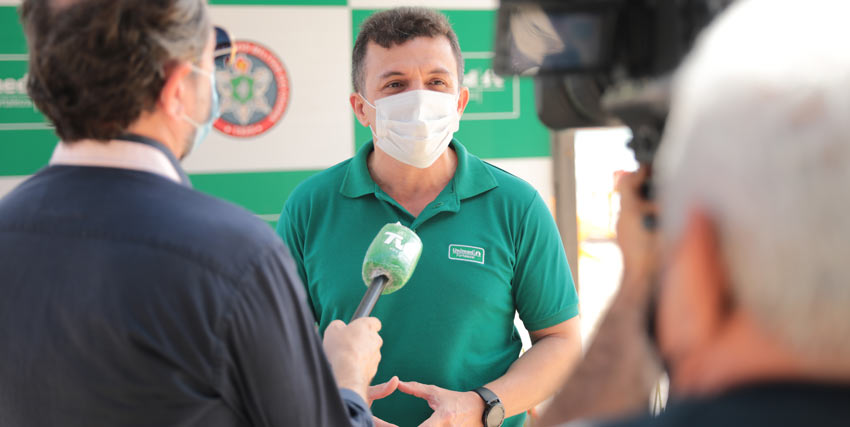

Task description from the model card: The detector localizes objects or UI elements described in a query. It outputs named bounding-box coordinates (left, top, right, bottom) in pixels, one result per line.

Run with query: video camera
left=494, top=0, right=734, bottom=164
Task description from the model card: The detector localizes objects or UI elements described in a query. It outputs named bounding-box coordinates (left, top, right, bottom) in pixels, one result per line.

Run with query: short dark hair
left=352, top=7, right=464, bottom=94
left=19, top=0, right=210, bottom=142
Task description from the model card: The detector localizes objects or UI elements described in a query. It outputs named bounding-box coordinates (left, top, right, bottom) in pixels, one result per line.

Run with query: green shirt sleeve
left=511, top=191, right=579, bottom=331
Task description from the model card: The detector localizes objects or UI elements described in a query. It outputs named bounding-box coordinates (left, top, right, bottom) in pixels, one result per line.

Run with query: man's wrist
left=331, top=370, right=370, bottom=402
left=465, top=391, right=486, bottom=417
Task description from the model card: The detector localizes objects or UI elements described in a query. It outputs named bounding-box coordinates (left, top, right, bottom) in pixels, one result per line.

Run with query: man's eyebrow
left=429, top=67, right=451, bottom=75
left=378, top=70, right=406, bottom=80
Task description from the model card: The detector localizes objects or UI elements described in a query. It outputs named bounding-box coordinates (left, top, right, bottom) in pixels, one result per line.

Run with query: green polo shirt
left=277, top=140, right=578, bottom=427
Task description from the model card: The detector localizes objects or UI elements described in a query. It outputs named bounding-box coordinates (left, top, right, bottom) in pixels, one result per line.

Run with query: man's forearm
left=538, top=284, right=662, bottom=426
left=486, top=331, right=583, bottom=418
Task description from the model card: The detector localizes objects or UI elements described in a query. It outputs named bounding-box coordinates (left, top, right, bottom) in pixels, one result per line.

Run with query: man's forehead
left=363, top=36, right=458, bottom=78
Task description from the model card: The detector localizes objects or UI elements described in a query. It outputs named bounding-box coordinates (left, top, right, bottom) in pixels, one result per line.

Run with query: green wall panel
left=190, top=169, right=320, bottom=227
left=0, top=130, right=57, bottom=176
left=1, top=3, right=553, bottom=222
left=0, top=7, right=28, bottom=55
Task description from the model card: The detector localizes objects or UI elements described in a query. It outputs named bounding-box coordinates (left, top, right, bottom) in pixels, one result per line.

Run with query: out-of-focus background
left=0, top=0, right=636, bottom=347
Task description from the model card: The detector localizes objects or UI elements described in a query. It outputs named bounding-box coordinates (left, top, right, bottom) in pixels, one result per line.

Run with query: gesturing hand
left=369, top=376, right=400, bottom=427
left=397, top=380, right=485, bottom=427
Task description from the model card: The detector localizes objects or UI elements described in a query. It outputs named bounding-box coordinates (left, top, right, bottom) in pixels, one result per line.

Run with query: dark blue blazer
left=0, top=165, right=369, bottom=427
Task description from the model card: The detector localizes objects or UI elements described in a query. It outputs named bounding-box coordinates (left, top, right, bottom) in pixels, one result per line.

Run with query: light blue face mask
left=183, top=65, right=220, bottom=155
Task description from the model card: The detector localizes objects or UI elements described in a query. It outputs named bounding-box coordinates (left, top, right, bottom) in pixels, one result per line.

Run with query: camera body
left=494, top=0, right=734, bottom=163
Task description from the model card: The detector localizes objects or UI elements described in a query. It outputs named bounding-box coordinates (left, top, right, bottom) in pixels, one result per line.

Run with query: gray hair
left=656, top=0, right=850, bottom=361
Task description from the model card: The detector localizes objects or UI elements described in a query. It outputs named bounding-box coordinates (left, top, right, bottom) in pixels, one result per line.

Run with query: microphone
left=350, top=222, right=423, bottom=321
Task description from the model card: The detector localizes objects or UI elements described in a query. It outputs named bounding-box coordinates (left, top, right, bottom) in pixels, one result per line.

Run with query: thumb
left=368, top=376, right=399, bottom=403
left=397, top=380, right=434, bottom=400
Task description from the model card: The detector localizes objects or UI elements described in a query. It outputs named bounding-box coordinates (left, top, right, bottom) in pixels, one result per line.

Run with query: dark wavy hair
left=19, top=0, right=210, bottom=142
left=352, top=7, right=464, bottom=94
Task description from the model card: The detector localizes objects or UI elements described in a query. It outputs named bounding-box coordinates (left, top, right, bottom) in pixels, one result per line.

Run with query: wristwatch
left=473, top=387, right=505, bottom=427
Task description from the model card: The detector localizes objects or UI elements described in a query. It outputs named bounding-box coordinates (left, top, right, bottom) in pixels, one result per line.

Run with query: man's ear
left=350, top=93, right=371, bottom=127
left=457, top=86, right=470, bottom=116
left=659, top=209, right=734, bottom=358
left=159, top=63, right=193, bottom=120
left=686, top=210, right=734, bottom=329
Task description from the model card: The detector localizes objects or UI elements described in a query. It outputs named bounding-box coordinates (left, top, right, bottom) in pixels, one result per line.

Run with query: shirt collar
left=339, top=139, right=498, bottom=200
left=49, top=139, right=183, bottom=184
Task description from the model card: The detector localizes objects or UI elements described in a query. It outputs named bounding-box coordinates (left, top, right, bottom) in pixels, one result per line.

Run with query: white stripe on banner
left=0, top=123, right=53, bottom=130
left=0, top=123, right=52, bottom=131
left=0, top=0, right=21, bottom=6
left=350, top=0, right=498, bottom=9
left=0, top=54, right=28, bottom=61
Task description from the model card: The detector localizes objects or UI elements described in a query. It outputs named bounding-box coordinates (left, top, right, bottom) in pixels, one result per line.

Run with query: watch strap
left=474, top=387, right=504, bottom=427
left=474, top=387, right=501, bottom=406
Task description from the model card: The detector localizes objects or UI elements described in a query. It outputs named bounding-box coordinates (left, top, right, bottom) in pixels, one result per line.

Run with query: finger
left=368, top=316, right=382, bottom=332
left=397, top=381, right=434, bottom=400
left=368, top=376, right=399, bottom=401
left=615, top=170, right=638, bottom=194
left=351, top=316, right=382, bottom=332
left=325, top=319, right=345, bottom=331
left=619, top=172, right=649, bottom=200
left=618, top=172, right=657, bottom=214
left=373, top=416, right=399, bottom=427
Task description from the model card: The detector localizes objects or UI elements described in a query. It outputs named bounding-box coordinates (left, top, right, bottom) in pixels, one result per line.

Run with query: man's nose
left=406, top=76, right=427, bottom=91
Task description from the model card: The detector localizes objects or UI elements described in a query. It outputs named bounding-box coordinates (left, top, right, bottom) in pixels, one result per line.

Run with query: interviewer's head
left=654, top=0, right=850, bottom=392
left=20, top=0, right=213, bottom=157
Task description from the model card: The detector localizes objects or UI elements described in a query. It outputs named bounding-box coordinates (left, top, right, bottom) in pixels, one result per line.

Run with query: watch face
left=486, top=404, right=506, bottom=427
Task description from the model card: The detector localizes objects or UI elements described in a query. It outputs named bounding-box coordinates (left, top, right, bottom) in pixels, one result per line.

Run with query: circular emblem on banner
left=214, top=41, right=290, bottom=138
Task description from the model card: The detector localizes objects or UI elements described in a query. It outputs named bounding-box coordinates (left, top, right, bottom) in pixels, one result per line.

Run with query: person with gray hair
left=539, top=0, right=850, bottom=426
left=0, top=1, right=383, bottom=426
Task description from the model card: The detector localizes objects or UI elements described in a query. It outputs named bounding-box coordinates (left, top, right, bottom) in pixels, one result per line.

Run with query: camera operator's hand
left=323, top=318, right=383, bottom=402
left=616, top=167, right=660, bottom=303
left=538, top=167, right=662, bottom=426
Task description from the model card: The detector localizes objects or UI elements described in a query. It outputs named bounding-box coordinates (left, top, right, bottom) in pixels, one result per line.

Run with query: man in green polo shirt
left=277, top=7, right=581, bottom=427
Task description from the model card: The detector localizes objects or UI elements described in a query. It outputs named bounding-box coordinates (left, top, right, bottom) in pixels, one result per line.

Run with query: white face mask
left=361, top=90, right=460, bottom=169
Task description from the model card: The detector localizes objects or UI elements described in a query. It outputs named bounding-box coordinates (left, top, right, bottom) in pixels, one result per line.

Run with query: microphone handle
left=350, top=275, right=389, bottom=321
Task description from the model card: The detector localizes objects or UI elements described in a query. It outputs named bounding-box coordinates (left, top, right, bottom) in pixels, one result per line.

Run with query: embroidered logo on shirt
left=448, top=244, right=485, bottom=264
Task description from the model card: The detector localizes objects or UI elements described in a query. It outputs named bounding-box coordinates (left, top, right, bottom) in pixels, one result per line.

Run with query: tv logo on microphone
left=383, top=231, right=406, bottom=250
left=448, top=244, right=485, bottom=264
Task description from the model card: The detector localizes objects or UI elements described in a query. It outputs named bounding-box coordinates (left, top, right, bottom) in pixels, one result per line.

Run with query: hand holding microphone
left=323, top=223, right=422, bottom=403
left=323, top=317, right=383, bottom=402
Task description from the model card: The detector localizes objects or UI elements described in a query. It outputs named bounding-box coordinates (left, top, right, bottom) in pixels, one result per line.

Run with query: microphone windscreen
left=361, top=222, right=423, bottom=294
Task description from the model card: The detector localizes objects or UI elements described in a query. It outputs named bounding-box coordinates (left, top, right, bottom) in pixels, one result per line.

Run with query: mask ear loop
left=183, top=65, right=217, bottom=127
left=359, top=93, right=379, bottom=141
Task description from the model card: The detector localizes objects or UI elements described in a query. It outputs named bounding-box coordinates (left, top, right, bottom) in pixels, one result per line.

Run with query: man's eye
left=430, top=80, right=446, bottom=86
left=386, top=81, right=403, bottom=89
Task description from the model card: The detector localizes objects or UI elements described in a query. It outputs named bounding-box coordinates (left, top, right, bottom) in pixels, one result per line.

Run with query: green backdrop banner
left=0, top=1, right=551, bottom=228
